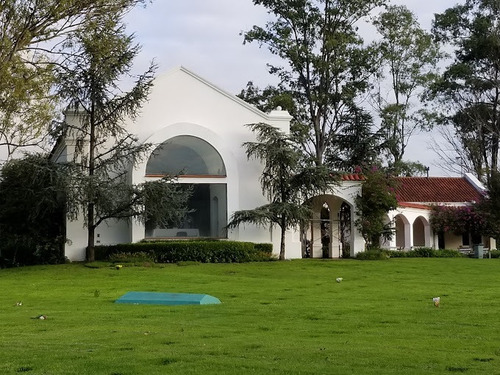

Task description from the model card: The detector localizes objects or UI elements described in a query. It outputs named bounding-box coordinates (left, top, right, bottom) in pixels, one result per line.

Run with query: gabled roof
left=174, top=66, right=265, bottom=116
left=163, top=66, right=292, bottom=123
left=394, top=176, right=484, bottom=204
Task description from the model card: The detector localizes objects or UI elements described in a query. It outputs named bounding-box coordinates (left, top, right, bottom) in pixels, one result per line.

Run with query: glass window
left=146, top=184, right=227, bottom=239
left=146, top=136, right=226, bottom=176
left=462, top=233, right=470, bottom=246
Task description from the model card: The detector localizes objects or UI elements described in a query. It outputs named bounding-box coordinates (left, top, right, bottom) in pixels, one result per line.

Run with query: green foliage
left=355, top=249, right=390, bottom=260
left=141, top=178, right=192, bottom=230
left=432, top=0, right=500, bottom=183
left=357, top=248, right=465, bottom=259
left=489, top=249, right=500, bottom=258
left=244, top=0, right=385, bottom=166
left=237, top=81, right=294, bottom=114
left=389, top=248, right=464, bottom=258
left=95, top=241, right=275, bottom=263
left=324, top=106, right=383, bottom=172
left=372, top=5, right=442, bottom=168
left=354, top=166, right=398, bottom=249
left=253, top=242, right=273, bottom=254
left=429, top=205, right=486, bottom=236
left=390, top=160, right=430, bottom=177
left=0, top=1, right=148, bottom=155
left=0, top=154, right=67, bottom=266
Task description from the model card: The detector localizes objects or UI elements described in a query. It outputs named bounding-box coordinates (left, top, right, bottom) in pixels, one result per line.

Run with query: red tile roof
left=398, top=202, right=432, bottom=210
left=394, top=177, right=484, bottom=204
left=341, top=174, right=365, bottom=181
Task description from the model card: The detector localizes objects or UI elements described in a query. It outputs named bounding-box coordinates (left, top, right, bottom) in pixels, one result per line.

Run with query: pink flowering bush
left=430, top=205, right=486, bottom=235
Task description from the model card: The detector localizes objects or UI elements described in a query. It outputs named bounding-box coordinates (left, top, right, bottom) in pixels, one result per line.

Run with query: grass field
left=1, top=258, right=500, bottom=375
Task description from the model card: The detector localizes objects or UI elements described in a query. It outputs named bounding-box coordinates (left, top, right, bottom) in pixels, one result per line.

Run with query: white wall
left=61, top=67, right=293, bottom=260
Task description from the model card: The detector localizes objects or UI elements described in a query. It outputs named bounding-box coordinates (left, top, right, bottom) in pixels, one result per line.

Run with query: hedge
left=95, top=240, right=274, bottom=263
left=356, top=248, right=465, bottom=260
left=490, top=250, right=500, bottom=258
left=387, top=248, right=465, bottom=258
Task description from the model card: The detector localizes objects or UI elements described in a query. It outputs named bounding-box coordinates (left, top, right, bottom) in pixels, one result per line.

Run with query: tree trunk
left=86, top=204, right=95, bottom=262
left=279, top=218, right=286, bottom=260
left=87, top=80, right=97, bottom=262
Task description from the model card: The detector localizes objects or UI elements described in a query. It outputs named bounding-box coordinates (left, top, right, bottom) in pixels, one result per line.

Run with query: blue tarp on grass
left=115, top=291, right=221, bottom=306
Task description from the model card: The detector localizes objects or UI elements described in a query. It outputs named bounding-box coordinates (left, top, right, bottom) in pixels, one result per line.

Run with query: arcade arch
left=303, top=195, right=353, bottom=258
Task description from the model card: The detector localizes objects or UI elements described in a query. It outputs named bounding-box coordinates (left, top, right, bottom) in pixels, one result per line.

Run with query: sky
left=124, top=0, right=462, bottom=176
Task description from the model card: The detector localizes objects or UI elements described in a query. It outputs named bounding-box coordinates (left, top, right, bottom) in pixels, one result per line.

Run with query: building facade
left=383, top=174, right=493, bottom=251
left=51, top=67, right=365, bottom=261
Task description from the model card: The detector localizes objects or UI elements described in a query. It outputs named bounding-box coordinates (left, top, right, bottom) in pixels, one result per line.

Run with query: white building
left=383, top=174, right=493, bottom=251
left=51, top=67, right=365, bottom=261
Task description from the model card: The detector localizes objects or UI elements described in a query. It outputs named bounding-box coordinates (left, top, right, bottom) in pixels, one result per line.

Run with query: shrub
left=108, top=251, right=156, bottom=264
left=254, top=243, right=273, bottom=254
left=0, top=236, right=65, bottom=267
left=95, top=241, right=274, bottom=263
left=489, top=250, right=500, bottom=258
left=411, top=247, right=436, bottom=257
left=435, top=249, right=466, bottom=258
left=0, top=155, right=67, bottom=267
left=357, top=248, right=465, bottom=260
left=388, top=248, right=464, bottom=258
left=356, top=249, right=390, bottom=260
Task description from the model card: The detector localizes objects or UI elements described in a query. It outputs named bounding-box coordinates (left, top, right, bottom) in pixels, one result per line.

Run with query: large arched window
left=146, top=135, right=226, bottom=177
left=145, top=135, right=227, bottom=239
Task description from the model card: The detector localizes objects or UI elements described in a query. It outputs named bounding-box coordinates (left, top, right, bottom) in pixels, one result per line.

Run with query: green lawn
left=1, top=258, right=499, bottom=375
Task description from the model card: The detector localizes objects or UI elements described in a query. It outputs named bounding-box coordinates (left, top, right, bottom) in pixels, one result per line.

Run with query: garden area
left=1, top=258, right=499, bottom=374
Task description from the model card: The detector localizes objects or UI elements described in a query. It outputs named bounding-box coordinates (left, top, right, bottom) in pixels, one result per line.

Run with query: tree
left=0, top=154, right=67, bottom=266
left=227, top=123, right=332, bottom=260
left=432, top=0, right=500, bottom=186
left=237, top=81, right=294, bottom=114
left=243, top=0, right=385, bottom=167
left=354, top=166, right=398, bottom=249
left=55, top=5, right=189, bottom=262
left=429, top=204, right=486, bottom=241
left=0, top=0, right=149, bottom=158
left=372, top=5, right=442, bottom=174
left=324, top=106, right=383, bottom=172
left=476, top=171, right=500, bottom=239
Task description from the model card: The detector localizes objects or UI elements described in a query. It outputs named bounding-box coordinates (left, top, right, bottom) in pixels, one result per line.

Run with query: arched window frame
left=145, top=135, right=227, bottom=178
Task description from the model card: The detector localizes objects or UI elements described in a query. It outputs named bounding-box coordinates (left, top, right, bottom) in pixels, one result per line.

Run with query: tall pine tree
left=56, top=4, right=189, bottom=261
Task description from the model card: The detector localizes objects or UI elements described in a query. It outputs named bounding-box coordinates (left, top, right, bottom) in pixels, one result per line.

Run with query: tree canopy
left=244, top=0, right=385, bottom=167
left=0, top=0, right=148, bottom=158
left=432, top=0, right=500, bottom=186
left=0, top=154, right=68, bottom=265
left=372, top=5, right=441, bottom=174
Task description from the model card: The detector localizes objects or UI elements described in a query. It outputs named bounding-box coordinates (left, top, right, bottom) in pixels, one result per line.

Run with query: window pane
left=146, top=136, right=226, bottom=176
left=146, top=184, right=227, bottom=239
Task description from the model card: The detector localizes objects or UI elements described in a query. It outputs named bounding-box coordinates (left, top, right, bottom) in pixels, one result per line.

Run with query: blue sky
left=124, top=0, right=462, bottom=175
